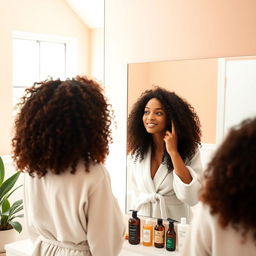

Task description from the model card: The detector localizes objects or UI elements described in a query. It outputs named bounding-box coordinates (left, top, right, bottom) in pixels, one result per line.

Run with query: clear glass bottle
left=142, top=218, right=153, bottom=246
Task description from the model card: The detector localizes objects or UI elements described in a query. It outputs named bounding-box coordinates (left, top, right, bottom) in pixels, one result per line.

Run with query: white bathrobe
left=23, top=161, right=125, bottom=256
left=127, top=148, right=202, bottom=221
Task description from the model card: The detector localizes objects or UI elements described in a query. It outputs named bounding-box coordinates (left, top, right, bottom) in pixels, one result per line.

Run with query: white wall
left=104, top=0, right=256, bottom=212
left=0, top=0, right=90, bottom=155
left=90, top=28, right=104, bottom=83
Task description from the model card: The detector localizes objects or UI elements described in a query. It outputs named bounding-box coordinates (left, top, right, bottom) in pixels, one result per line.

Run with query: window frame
left=12, top=31, right=78, bottom=106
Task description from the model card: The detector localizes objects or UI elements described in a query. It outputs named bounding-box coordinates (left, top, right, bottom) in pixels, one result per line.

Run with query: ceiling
left=65, top=0, right=104, bottom=29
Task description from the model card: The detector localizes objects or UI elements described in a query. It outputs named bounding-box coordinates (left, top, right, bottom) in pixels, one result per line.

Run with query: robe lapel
left=153, top=163, right=169, bottom=192
left=143, top=149, right=156, bottom=193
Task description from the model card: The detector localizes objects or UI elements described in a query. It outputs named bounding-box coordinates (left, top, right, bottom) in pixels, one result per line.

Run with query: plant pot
left=0, top=228, right=19, bottom=253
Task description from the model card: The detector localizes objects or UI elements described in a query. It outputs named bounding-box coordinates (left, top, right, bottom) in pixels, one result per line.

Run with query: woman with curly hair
left=12, top=76, right=125, bottom=256
left=182, top=118, right=256, bottom=256
left=127, top=87, right=202, bottom=221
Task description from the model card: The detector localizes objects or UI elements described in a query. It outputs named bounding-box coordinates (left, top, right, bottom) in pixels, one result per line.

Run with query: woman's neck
left=152, top=133, right=165, bottom=154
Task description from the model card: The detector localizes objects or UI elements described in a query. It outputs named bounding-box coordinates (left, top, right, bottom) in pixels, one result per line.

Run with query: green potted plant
left=0, top=156, right=23, bottom=253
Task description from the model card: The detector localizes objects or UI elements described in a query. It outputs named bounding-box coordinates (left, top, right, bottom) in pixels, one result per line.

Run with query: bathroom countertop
left=5, top=238, right=181, bottom=256
left=5, top=239, right=32, bottom=256
left=120, top=240, right=180, bottom=256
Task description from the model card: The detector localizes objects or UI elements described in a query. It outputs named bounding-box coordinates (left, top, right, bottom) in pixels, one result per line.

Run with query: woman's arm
left=164, top=122, right=203, bottom=205
left=86, top=167, right=125, bottom=256
left=164, top=121, right=192, bottom=184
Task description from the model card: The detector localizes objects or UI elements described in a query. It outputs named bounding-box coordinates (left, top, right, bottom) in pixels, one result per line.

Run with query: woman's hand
left=164, top=121, right=192, bottom=184
left=164, top=121, right=178, bottom=155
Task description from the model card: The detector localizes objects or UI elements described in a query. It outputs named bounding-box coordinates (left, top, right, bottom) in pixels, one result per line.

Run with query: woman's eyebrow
left=144, top=107, right=163, bottom=110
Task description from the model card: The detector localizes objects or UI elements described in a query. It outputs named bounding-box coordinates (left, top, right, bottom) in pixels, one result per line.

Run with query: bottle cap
left=157, top=218, right=163, bottom=225
left=180, top=217, right=187, bottom=224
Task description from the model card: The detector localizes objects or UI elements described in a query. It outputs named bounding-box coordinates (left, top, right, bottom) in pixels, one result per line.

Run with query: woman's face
left=143, top=98, right=167, bottom=135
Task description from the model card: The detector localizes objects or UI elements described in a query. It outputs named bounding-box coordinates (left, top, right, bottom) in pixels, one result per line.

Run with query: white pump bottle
left=177, top=217, right=189, bottom=251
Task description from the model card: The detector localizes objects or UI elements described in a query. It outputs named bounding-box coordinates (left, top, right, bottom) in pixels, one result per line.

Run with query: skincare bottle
left=154, top=218, right=165, bottom=248
left=166, top=218, right=176, bottom=251
left=142, top=218, right=153, bottom=246
left=128, top=210, right=140, bottom=245
left=177, top=217, right=189, bottom=251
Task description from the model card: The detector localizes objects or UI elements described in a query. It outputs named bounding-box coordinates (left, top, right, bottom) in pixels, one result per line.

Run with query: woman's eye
left=144, top=110, right=150, bottom=114
left=156, top=112, right=163, bottom=116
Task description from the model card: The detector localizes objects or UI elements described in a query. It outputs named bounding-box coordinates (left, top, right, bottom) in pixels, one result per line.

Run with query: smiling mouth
left=147, top=123, right=157, bottom=128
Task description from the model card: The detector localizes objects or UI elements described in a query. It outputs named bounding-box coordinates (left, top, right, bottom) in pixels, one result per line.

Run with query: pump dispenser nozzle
left=129, top=210, right=138, bottom=218
left=167, top=218, right=174, bottom=227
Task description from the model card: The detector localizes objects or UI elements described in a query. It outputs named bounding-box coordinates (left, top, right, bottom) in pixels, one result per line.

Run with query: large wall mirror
left=126, top=55, right=256, bottom=218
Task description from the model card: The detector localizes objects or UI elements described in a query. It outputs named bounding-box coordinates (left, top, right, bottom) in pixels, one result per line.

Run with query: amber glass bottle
left=166, top=218, right=176, bottom=251
left=128, top=210, right=140, bottom=245
left=154, top=218, right=165, bottom=248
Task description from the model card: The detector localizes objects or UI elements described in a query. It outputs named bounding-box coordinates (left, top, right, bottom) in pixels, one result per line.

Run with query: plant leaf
left=9, top=221, right=22, bottom=233
left=2, top=200, right=23, bottom=221
left=2, top=198, right=10, bottom=213
left=9, top=205, right=23, bottom=218
left=0, top=213, right=8, bottom=226
left=0, top=156, right=4, bottom=185
left=0, top=172, right=20, bottom=201
left=0, top=184, right=22, bottom=206
left=7, top=200, right=23, bottom=217
left=9, top=214, right=24, bottom=221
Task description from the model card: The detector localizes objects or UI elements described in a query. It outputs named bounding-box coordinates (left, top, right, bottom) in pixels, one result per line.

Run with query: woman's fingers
left=165, top=130, right=171, bottom=137
left=171, top=120, right=176, bottom=135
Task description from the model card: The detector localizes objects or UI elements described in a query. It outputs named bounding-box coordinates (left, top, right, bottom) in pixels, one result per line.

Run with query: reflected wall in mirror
left=126, top=56, right=256, bottom=220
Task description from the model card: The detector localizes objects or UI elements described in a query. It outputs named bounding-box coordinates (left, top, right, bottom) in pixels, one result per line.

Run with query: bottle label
left=143, top=229, right=151, bottom=243
left=129, top=225, right=139, bottom=241
left=178, top=229, right=187, bottom=250
left=154, top=230, right=164, bottom=243
left=166, top=237, right=174, bottom=249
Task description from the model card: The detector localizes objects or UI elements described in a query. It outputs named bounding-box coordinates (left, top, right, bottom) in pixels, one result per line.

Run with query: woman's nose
left=148, top=113, right=154, bottom=120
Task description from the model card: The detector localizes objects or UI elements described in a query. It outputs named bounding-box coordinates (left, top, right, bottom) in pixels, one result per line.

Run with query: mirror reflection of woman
left=127, top=87, right=202, bottom=221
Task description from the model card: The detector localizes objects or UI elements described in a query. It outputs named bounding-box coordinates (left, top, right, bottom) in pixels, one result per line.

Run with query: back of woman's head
left=12, top=76, right=112, bottom=177
left=201, top=117, right=256, bottom=240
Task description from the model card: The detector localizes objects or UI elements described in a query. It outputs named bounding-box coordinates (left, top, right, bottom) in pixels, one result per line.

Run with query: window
left=12, top=32, right=77, bottom=107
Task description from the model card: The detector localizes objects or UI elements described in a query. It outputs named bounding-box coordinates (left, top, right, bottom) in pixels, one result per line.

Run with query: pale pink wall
left=127, top=63, right=150, bottom=113
left=128, top=59, right=217, bottom=143
left=105, top=0, right=256, bottom=210
left=0, top=0, right=90, bottom=154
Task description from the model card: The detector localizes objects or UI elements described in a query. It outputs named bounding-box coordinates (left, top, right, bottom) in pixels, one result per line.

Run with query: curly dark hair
left=127, top=87, right=201, bottom=170
left=200, top=118, right=256, bottom=242
left=12, top=76, right=112, bottom=177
